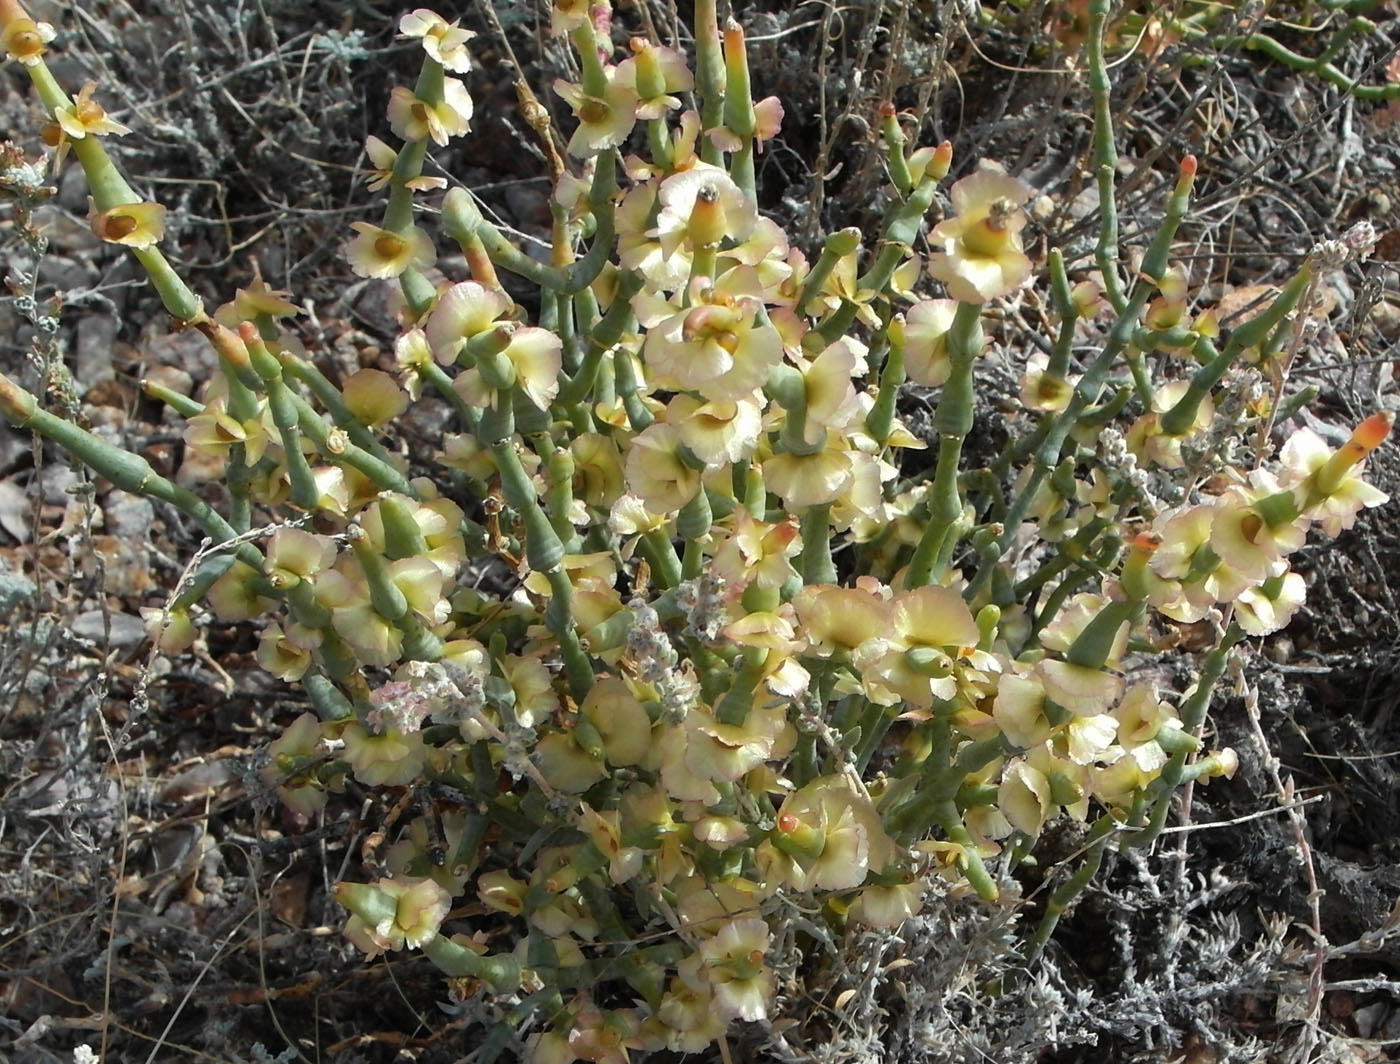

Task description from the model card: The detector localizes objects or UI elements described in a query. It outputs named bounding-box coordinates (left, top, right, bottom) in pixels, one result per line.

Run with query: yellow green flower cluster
left=0, top=0, right=1390, bottom=1059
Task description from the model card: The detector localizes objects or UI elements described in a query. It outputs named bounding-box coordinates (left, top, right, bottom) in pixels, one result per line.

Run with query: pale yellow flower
left=792, top=580, right=893, bottom=658
left=927, top=164, right=1033, bottom=303
left=57, top=83, right=126, bottom=139
left=554, top=71, right=640, bottom=158
left=900, top=298, right=958, bottom=386
left=682, top=917, right=774, bottom=1022
left=398, top=9, right=475, bottom=73
left=2, top=16, right=55, bottom=66
left=346, top=222, right=436, bottom=279
left=90, top=200, right=166, bottom=249
left=361, top=135, right=447, bottom=193
left=424, top=280, right=512, bottom=361
left=623, top=422, right=702, bottom=514
left=1280, top=419, right=1391, bottom=536
left=338, top=876, right=451, bottom=952
left=667, top=393, right=762, bottom=468
left=1235, top=570, right=1307, bottom=635
left=387, top=80, right=474, bottom=145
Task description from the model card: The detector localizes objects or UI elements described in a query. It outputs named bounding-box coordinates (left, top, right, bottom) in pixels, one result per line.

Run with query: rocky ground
left=2, top=2, right=1399, bottom=1063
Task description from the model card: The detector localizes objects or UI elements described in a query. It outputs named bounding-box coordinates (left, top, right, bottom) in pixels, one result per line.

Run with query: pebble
left=37, top=252, right=99, bottom=292
left=37, top=464, right=81, bottom=507
left=57, top=164, right=90, bottom=213
left=143, top=363, right=195, bottom=398
left=1370, top=299, right=1400, bottom=342
left=144, top=327, right=220, bottom=384
left=34, top=201, right=101, bottom=253
left=71, top=608, right=148, bottom=651
left=75, top=314, right=119, bottom=388
left=105, top=491, right=155, bottom=543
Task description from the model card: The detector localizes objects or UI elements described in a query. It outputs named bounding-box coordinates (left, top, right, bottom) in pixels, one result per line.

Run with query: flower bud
left=1315, top=412, right=1393, bottom=496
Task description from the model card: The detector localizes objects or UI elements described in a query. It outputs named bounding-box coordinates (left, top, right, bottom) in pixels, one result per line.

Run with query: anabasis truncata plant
left=0, top=0, right=1391, bottom=1059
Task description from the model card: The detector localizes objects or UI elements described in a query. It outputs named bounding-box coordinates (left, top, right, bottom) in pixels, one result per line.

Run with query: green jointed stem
left=1046, top=249, right=1079, bottom=379
left=398, top=267, right=437, bottom=321
left=1122, top=622, right=1245, bottom=849
left=935, top=801, right=999, bottom=901
left=720, top=20, right=758, bottom=197
left=142, top=379, right=203, bottom=419
left=799, top=504, right=837, bottom=585
left=553, top=290, right=579, bottom=375
left=677, top=488, right=713, bottom=546
left=790, top=733, right=820, bottom=788
left=569, top=20, right=609, bottom=97
left=493, top=439, right=565, bottom=574
left=815, top=178, right=938, bottom=344
left=1028, top=814, right=1118, bottom=958
left=1126, top=351, right=1154, bottom=404
left=729, top=141, right=756, bottom=204
left=639, top=530, right=683, bottom=590
left=22, top=54, right=204, bottom=323
left=423, top=934, right=521, bottom=993
left=224, top=447, right=253, bottom=534
left=851, top=701, right=895, bottom=775
left=694, top=0, right=726, bottom=167
left=246, top=332, right=318, bottom=509
left=1274, top=385, right=1319, bottom=424
left=0, top=372, right=264, bottom=570
left=680, top=537, right=706, bottom=582
left=1065, top=597, right=1140, bottom=669
left=1241, top=25, right=1400, bottom=101
left=905, top=301, right=983, bottom=589
left=562, top=150, right=620, bottom=294
left=1016, top=516, right=1110, bottom=599
left=350, top=534, right=409, bottom=621
left=417, top=360, right=481, bottom=433
left=383, top=138, right=429, bottom=234
left=1161, top=265, right=1313, bottom=436
left=350, top=534, right=444, bottom=662
left=1030, top=566, right=1093, bottom=643
left=541, top=444, right=577, bottom=540
left=613, top=348, right=654, bottom=432
left=881, top=110, right=915, bottom=197
left=799, top=227, right=862, bottom=317
left=490, top=432, right=593, bottom=695
left=1087, top=0, right=1127, bottom=314
left=1173, top=15, right=1400, bottom=102
left=721, top=21, right=756, bottom=139
left=714, top=647, right=766, bottom=727
left=544, top=567, right=594, bottom=699
left=378, top=494, right=430, bottom=559
left=559, top=270, right=643, bottom=404
left=302, top=669, right=355, bottom=721
left=277, top=351, right=398, bottom=466
left=645, top=117, right=673, bottom=172
left=443, top=188, right=553, bottom=289
left=130, top=248, right=205, bottom=323
left=971, top=157, right=1197, bottom=599
left=865, top=323, right=905, bottom=445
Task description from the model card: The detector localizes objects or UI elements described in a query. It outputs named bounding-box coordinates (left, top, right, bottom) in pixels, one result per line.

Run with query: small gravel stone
left=105, top=491, right=156, bottom=543
left=71, top=608, right=148, bottom=651
left=76, top=314, right=119, bottom=388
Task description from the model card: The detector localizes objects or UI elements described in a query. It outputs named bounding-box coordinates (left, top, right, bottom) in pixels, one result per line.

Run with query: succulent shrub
left=0, top=0, right=1391, bottom=1059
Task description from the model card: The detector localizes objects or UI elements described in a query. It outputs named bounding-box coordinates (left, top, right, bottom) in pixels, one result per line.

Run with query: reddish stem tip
left=1353, top=411, right=1394, bottom=453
